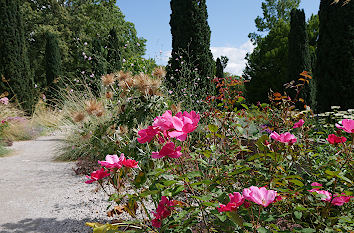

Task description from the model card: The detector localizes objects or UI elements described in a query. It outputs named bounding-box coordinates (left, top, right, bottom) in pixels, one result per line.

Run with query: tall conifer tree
left=45, top=32, right=61, bottom=89
left=314, top=0, right=354, bottom=112
left=288, top=9, right=311, bottom=106
left=166, top=0, right=215, bottom=91
left=215, top=58, right=224, bottom=79
left=0, top=0, right=35, bottom=113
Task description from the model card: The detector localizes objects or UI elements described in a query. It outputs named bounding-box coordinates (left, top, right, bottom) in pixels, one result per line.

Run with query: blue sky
left=118, top=0, right=320, bottom=75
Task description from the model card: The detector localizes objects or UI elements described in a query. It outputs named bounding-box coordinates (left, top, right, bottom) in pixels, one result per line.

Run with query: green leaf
left=289, top=179, right=304, bottom=187
left=203, top=150, right=212, bottom=158
left=226, top=211, right=244, bottom=228
left=257, top=227, right=269, bottom=233
left=172, top=185, right=185, bottom=196
left=241, top=104, right=249, bottom=110
left=297, top=228, right=316, bottom=233
left=164, top=180, right=177, bottom=186
left=337, top=174, right=352, bottom=184
left=325, top=170, right=340, bottom=177
left=294, top=211, right=302, bottom=219
left=230, top=167, right=251, bottom=176
left=208, top=124, right=219, bottom=133
left=187, top=171, right=202, bottom=178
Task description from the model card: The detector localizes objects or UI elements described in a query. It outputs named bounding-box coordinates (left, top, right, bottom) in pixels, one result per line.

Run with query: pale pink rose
left=153, top=110, right=174, bottom=131
left=270, top=131, right=297, bottom=145
left=336, top=119, right=354, bottom=133
left=242, top=186, right=277, bottom=207
left=98, top=154, right=125, bottom=169
left=168, top=111, right=200, bottom=141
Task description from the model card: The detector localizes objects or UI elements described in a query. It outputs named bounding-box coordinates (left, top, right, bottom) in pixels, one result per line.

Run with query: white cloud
left=161, top=40, right=255, bottom=76
left=211, top=40, right=255, bottom=76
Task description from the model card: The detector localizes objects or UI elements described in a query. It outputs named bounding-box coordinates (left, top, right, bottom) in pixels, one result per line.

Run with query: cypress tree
left=0, top=0, right=35, bottom=113
left=287, top=9, right=311, bottom=106
left=166, top=0, right=215, bottom=91
left=215, top=58, right=224, bottom=79
left=45, top=31, right=62, bottom=100
left=314, top=0, right=354, bottom=112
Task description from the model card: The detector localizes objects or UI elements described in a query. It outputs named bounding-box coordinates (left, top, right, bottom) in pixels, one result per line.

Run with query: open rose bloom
left=308, top=182, right=353, bottom=205
left=336, top=119, right=354, bottom=133
left=243, top=186, right=277, bottom=207
left=270, top=132, right=297, bottom=145
left=137, top=110, right=200, bottom=159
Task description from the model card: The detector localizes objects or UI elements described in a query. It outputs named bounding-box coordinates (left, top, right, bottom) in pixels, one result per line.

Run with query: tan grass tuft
left=73, top=112, right=85, bottom=122
left=117, top=70, right=133, bottom=81
left=105, top=91, right=113, bottom=99
left=101, top=73, right=115, bottom=86
left=85, top=99, right=103, bottom=116
left=152, top=66, right=166, bottom=79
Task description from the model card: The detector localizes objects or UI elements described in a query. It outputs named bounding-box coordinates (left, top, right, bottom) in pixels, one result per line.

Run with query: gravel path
left=0, top=134, right=110, bottom=233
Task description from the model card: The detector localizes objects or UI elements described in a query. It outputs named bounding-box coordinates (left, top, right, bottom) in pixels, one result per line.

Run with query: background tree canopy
left=21, top=0, right=147, bottom=91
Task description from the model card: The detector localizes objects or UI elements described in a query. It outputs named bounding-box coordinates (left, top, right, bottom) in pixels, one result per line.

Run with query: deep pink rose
left=331, top=194, right=353, bottom=206
left=327, top=134, right=347, bottom=144
left=336, top=119, right=354, bottom=133
left=137, top=126, right=159, bottom=144
left=151, top=142, right=182, bottom=159
left=293, top=119, right=304, bottom=128
left=218, top=192, right=244, bottom=212
left=121, top=158, right=139, bottom=168
left=85, top=168, right=110, bottom=184
left=152, top=196, right=176, bottom=228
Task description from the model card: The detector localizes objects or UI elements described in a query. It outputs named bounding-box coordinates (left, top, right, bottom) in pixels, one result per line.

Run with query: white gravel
left=0, top=133, right=111, bottom=233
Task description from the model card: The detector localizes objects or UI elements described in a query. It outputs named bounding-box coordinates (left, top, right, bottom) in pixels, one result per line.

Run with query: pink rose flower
left=151, top=142, right=182, bottom=159
left=98, top=154, right=125, bottom=169
left=270, top=132, right=297, bottom=145
left=293, top=119, right=305, bottom=128
left=153, top=110, right=174, bottom=131
left=168, top=111, right=200, bottom=141
left=218, top=192, right=244, bottom=212
left=242, top=186, right=277, bottom=207
left=331, top=194, right=353, bottom=206
left=336, top=119, right=354, bottom=133
left=152, top=196, right=176, bottom=228
left=327, top=134, right=347, bottom=144
left=137, top=126, right=159, bottom=144
left=316, top=190, right=332, bottom=202
left=121, top=158, right=139, bottom=168
left=85, top=168, right=110, bottom=184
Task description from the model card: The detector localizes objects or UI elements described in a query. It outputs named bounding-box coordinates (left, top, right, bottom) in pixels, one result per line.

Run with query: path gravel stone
left=0, top=134, right=110, bottom=233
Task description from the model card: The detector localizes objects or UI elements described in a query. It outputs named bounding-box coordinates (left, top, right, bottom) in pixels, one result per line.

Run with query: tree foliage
left=244, top=20, right=290, bottom=104
left=0, top=0, right=35, bottom=113
left=244, top=0, right=300, bottom=104
left=249, top=0, right=300, bottom=43
left=314, top=0, right=354, bottom=112
left=166, top=0, right=215, bottom=92
left=215, top=58, right=224, bottom=79
left=287, top=9, right=311, bottom=105
left=21, top=0, right=146, bottom=91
